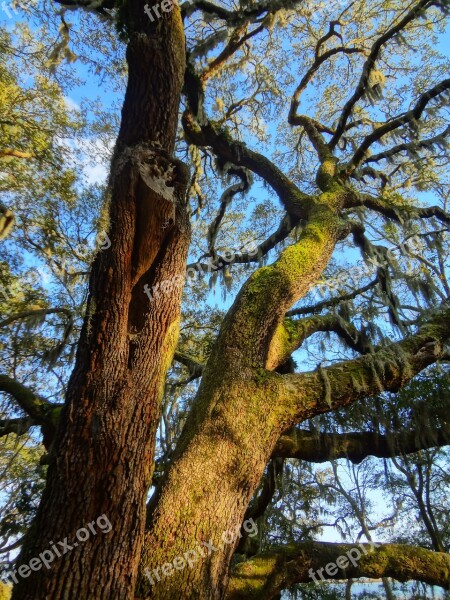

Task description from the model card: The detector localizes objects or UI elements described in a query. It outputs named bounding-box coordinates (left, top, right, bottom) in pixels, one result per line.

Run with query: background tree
left=0, top=0, right=449, bottom=598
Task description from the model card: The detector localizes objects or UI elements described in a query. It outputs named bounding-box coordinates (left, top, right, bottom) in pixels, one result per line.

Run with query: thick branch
left=272, top=424, right=450, bottom=464
left=272, top=305, right=450, bottom=426
left=182, top=111, right=313, bottom=220
left=345, top=194, right=450, bottom=225
left=0, top=375, right=61, bottom=447
left=182, top=0, right=302, bottom=25
left=227, top=542, right=450, bottom=599
left=0, top=416, right=36, bottom=437
left=267, top=314, right=370, bottom=370
left=0, top=149, right=33, bottom=159
left=173, top=351, right=204, bottom=378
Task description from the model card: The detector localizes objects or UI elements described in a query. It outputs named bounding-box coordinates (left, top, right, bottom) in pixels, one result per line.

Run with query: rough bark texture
left=226, top=542, right=450, bottom=600
left=137, top=191, right=346, bottom=599
left=11, top=5, right=189, bottom=600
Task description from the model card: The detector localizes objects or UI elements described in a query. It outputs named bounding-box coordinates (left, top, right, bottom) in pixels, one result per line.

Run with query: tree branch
left=329, top=0, right=440, bottom=150
left=345, top=194, right=450, bottom=225
left=201, top=22, right=266, bottom=83
left=182, top=111, right=313, bottom=220
left=344, top=78, right=450, bottom=175
left=286, top=277, right=379, bottom=317
left=173, top=351, right=204, bottom=379
left=187, top=213, right=299, bottom=274
left=0, top=307, right=73, bottom=330
left=0, top=416, right=36, bottom=437
left=363, top=124, right=450, bottom=166
left=272, top=423, right=450, bottom=464
left=182, top=0, right=302, bottom=25
left=267, top=314, right=371, bottom=370
left=272, top=305, right=450, bottom=426
left=227, top=542, right=450, bottom=599
left=0, top=375, right=61, bottom=447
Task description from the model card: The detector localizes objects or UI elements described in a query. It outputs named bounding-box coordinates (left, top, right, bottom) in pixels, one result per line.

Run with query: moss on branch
left=227, top=542, right=450, bottom=600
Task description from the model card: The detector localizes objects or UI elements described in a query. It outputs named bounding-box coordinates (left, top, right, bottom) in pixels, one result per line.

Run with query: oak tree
left=1, top=0, right=450, bottom=598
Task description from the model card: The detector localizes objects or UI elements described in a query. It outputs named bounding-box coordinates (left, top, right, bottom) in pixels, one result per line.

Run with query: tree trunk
left=11, top=7, right=188, bottom=600
left=138, top=205, right=342, bottom=599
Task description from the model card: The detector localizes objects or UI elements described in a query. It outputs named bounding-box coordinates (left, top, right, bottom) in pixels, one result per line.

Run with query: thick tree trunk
left=139, top=369, right=283, bottom=600
left=137, top=206, right=342, bottom=599
left=11, top=6, right=188, bottom=600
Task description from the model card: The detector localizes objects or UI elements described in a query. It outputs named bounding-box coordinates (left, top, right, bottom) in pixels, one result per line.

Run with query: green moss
left=0, top=581, right=11, bottom=600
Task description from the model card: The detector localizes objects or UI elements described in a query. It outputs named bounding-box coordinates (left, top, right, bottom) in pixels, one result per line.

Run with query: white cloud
left=64, top=96, right=81, bottom=113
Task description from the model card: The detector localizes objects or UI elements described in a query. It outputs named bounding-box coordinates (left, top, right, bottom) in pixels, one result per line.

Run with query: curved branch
left=289, top=46, right=363, bottom=141
left=182, top=111, right=312, bottom=220
left=273, top=305, right=450, bottom=427
left=272, top=423, right=450, bottom=464
left=187, top=213, right=299, bottom=274
left=227, top=542, right=450, bottom=599
left=267, top=314, right=371, bottom=370
left=286, top=277, right=379, bottom=317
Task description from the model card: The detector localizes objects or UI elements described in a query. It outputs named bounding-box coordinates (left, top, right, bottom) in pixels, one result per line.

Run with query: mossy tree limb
left=272, top=423, right=450, bottom=464
left=272, top=306, right=450, bottom=427
left=226, top=542, right=450, bottom=600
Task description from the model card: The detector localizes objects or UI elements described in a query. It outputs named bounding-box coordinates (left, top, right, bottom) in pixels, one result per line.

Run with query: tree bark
left=11, top=5, right=189, bottom=600
left=226, top=542, right=450, bottom=599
